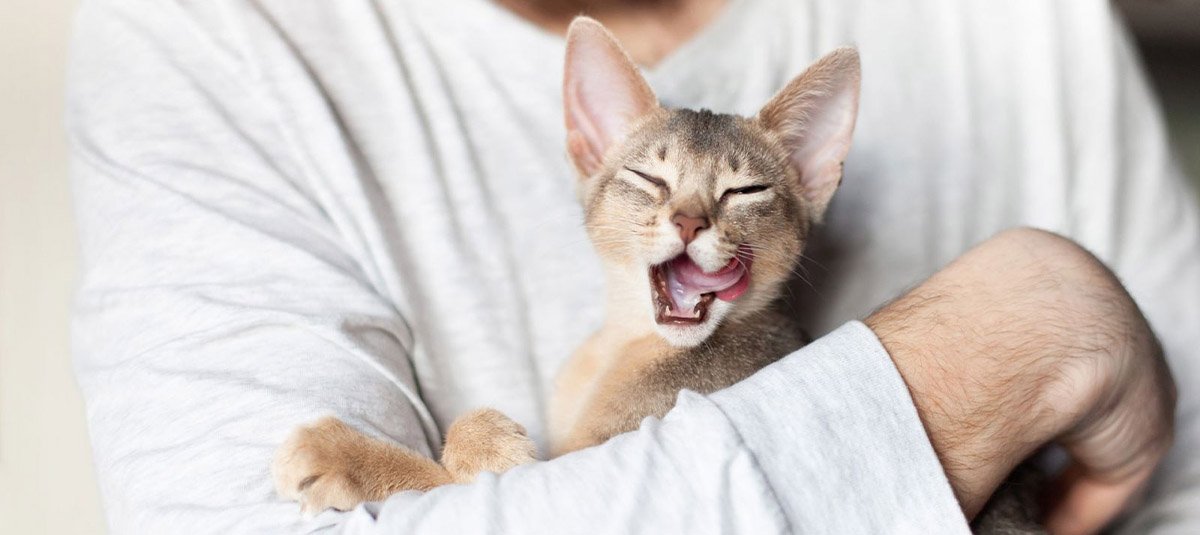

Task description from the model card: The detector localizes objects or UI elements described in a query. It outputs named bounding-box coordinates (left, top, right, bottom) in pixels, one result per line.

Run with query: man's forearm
left=866, top=228, right=1175, bottom=534
left=332, top=228, right=1174, bottom=535
left=326, top=322, right=967, bottom=534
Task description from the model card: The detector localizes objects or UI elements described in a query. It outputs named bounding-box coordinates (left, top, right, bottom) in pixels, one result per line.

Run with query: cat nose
left=672, top=213, right=710, bottom=244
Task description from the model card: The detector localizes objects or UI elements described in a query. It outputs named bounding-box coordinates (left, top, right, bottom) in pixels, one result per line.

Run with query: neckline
left=642, top=0, right=752, bottom=76
left=470, top=0, right=753, bottom=75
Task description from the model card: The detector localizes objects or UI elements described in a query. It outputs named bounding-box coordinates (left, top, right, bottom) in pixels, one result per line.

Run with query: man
left=67, top=0, right=1194, bottom=533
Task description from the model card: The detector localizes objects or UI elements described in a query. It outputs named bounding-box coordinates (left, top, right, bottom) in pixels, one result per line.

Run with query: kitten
left=273, top=18, right=1043, bottom=534
left=546, top=18, right=856, bottom=454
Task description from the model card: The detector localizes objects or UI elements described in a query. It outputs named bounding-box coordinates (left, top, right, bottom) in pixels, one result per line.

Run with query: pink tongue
left=665, top=255, right=747, bottom=314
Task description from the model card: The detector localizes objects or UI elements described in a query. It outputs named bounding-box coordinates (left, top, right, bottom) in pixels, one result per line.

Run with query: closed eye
left=720, top=185, right=770, bottom=202
left=627, top=167, right=669, bottom=192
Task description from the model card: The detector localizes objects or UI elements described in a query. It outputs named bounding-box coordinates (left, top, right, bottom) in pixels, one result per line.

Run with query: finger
left=1042, top=462, right=1155, bottom=535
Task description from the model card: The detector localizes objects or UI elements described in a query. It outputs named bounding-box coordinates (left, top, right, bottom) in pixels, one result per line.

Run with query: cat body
left=550, top=300, right=807, bottom=454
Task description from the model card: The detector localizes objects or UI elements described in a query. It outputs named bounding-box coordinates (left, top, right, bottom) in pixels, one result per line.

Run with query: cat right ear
left=757, top=47, right=861, bottom=221
left=563, top=17, right=659, bottom=178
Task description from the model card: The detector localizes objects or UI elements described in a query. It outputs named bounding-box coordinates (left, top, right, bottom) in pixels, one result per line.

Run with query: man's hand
left=866, top=228, right=1176, bottom=535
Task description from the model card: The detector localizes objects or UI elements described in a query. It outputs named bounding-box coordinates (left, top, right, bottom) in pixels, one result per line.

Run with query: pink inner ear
left=757, top=47, right=861, bottom=216
left=563, top=19, right=657, bottom=176
left=792, top=85, right=858, bottom=202
left=564, top=70, right=607, bottom=168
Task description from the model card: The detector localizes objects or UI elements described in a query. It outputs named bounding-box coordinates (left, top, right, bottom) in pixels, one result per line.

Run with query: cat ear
left=563, top=17, right=659, bottom=178
left=757, top=47, right=861, bottom=221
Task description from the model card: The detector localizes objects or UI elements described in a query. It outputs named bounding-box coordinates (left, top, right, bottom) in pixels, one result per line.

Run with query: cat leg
left=273, top=416, right=453, bottom=516
left=554, top=372, right=712, bottom=456
left=552, top=387, right=660, bottom=456
left=548, top=339, right=609, bottom=451
left=439, top=408, right=537, bottom=483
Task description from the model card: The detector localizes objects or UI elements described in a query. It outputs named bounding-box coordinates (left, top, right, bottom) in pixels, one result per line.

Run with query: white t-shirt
left=67, top=0, right=1200, bottom=533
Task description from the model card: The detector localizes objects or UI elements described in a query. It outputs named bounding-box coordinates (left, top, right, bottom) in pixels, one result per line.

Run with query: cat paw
left=272, top=417, right=378, bottom=516
left=441, top=408, right=538, bottom=480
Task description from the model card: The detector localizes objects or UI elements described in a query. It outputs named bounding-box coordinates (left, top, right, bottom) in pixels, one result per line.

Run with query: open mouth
left=650, top=248, right=753, bottom=324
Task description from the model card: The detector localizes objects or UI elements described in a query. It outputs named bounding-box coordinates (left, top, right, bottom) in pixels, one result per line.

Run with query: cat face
left=564, top=18, right=860, bottom=347
left=583, top=110, right=810, bottom=345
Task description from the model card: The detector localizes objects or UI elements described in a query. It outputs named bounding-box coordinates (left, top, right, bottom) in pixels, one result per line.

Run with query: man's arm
left=868, top=228, right=1176, bottom=534
left=338, top=228, right=1175, bottom=535
left=329, top=322, right=962, bottom=534
left=1052, top=11, right=1200, bottom=534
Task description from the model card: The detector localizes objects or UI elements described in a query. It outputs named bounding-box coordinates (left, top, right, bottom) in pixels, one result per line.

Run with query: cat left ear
left=757, top=47, right=861, bottom=221
left=563, top=17, right=659, bottom=178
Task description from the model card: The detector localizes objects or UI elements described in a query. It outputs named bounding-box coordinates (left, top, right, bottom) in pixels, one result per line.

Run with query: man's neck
left=496, top=0, right=728, bottom=66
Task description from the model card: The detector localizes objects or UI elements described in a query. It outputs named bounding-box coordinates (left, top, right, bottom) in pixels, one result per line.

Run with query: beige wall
left=0, top=0, right=107, bottom=532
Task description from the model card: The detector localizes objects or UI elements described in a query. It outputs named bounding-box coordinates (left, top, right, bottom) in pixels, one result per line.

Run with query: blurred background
left=1, top=1, right=1197, bottom=533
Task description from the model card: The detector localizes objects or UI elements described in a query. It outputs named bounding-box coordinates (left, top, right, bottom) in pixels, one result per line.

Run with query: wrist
left=867, top=228, right=1174, bottom=533
left=864, top=228, right=1099, bottom=516
left=866, top=294, right=1052, bottom=517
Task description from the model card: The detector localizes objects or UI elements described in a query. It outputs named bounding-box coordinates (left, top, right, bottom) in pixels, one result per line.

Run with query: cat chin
left=653, top=300, right=732, bottom=348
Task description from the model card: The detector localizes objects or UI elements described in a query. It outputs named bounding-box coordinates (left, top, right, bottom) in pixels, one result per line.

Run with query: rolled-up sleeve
left=327, top=322, right=967, bottom=535
left=711, top=321, right=964, bottom=534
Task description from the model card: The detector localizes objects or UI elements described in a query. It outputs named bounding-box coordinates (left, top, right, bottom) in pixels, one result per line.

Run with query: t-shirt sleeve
left=710, top=321, right=965, bottom=533
left=321, top=322, right=967, bottom=535
left=68, top=1, right=438, bottom=532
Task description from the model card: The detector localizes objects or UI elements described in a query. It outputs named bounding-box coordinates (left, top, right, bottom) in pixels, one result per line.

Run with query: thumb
left=1043, top=359, right=1175, bottom=535
left=1043, top=462, right=1155, bottom=535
